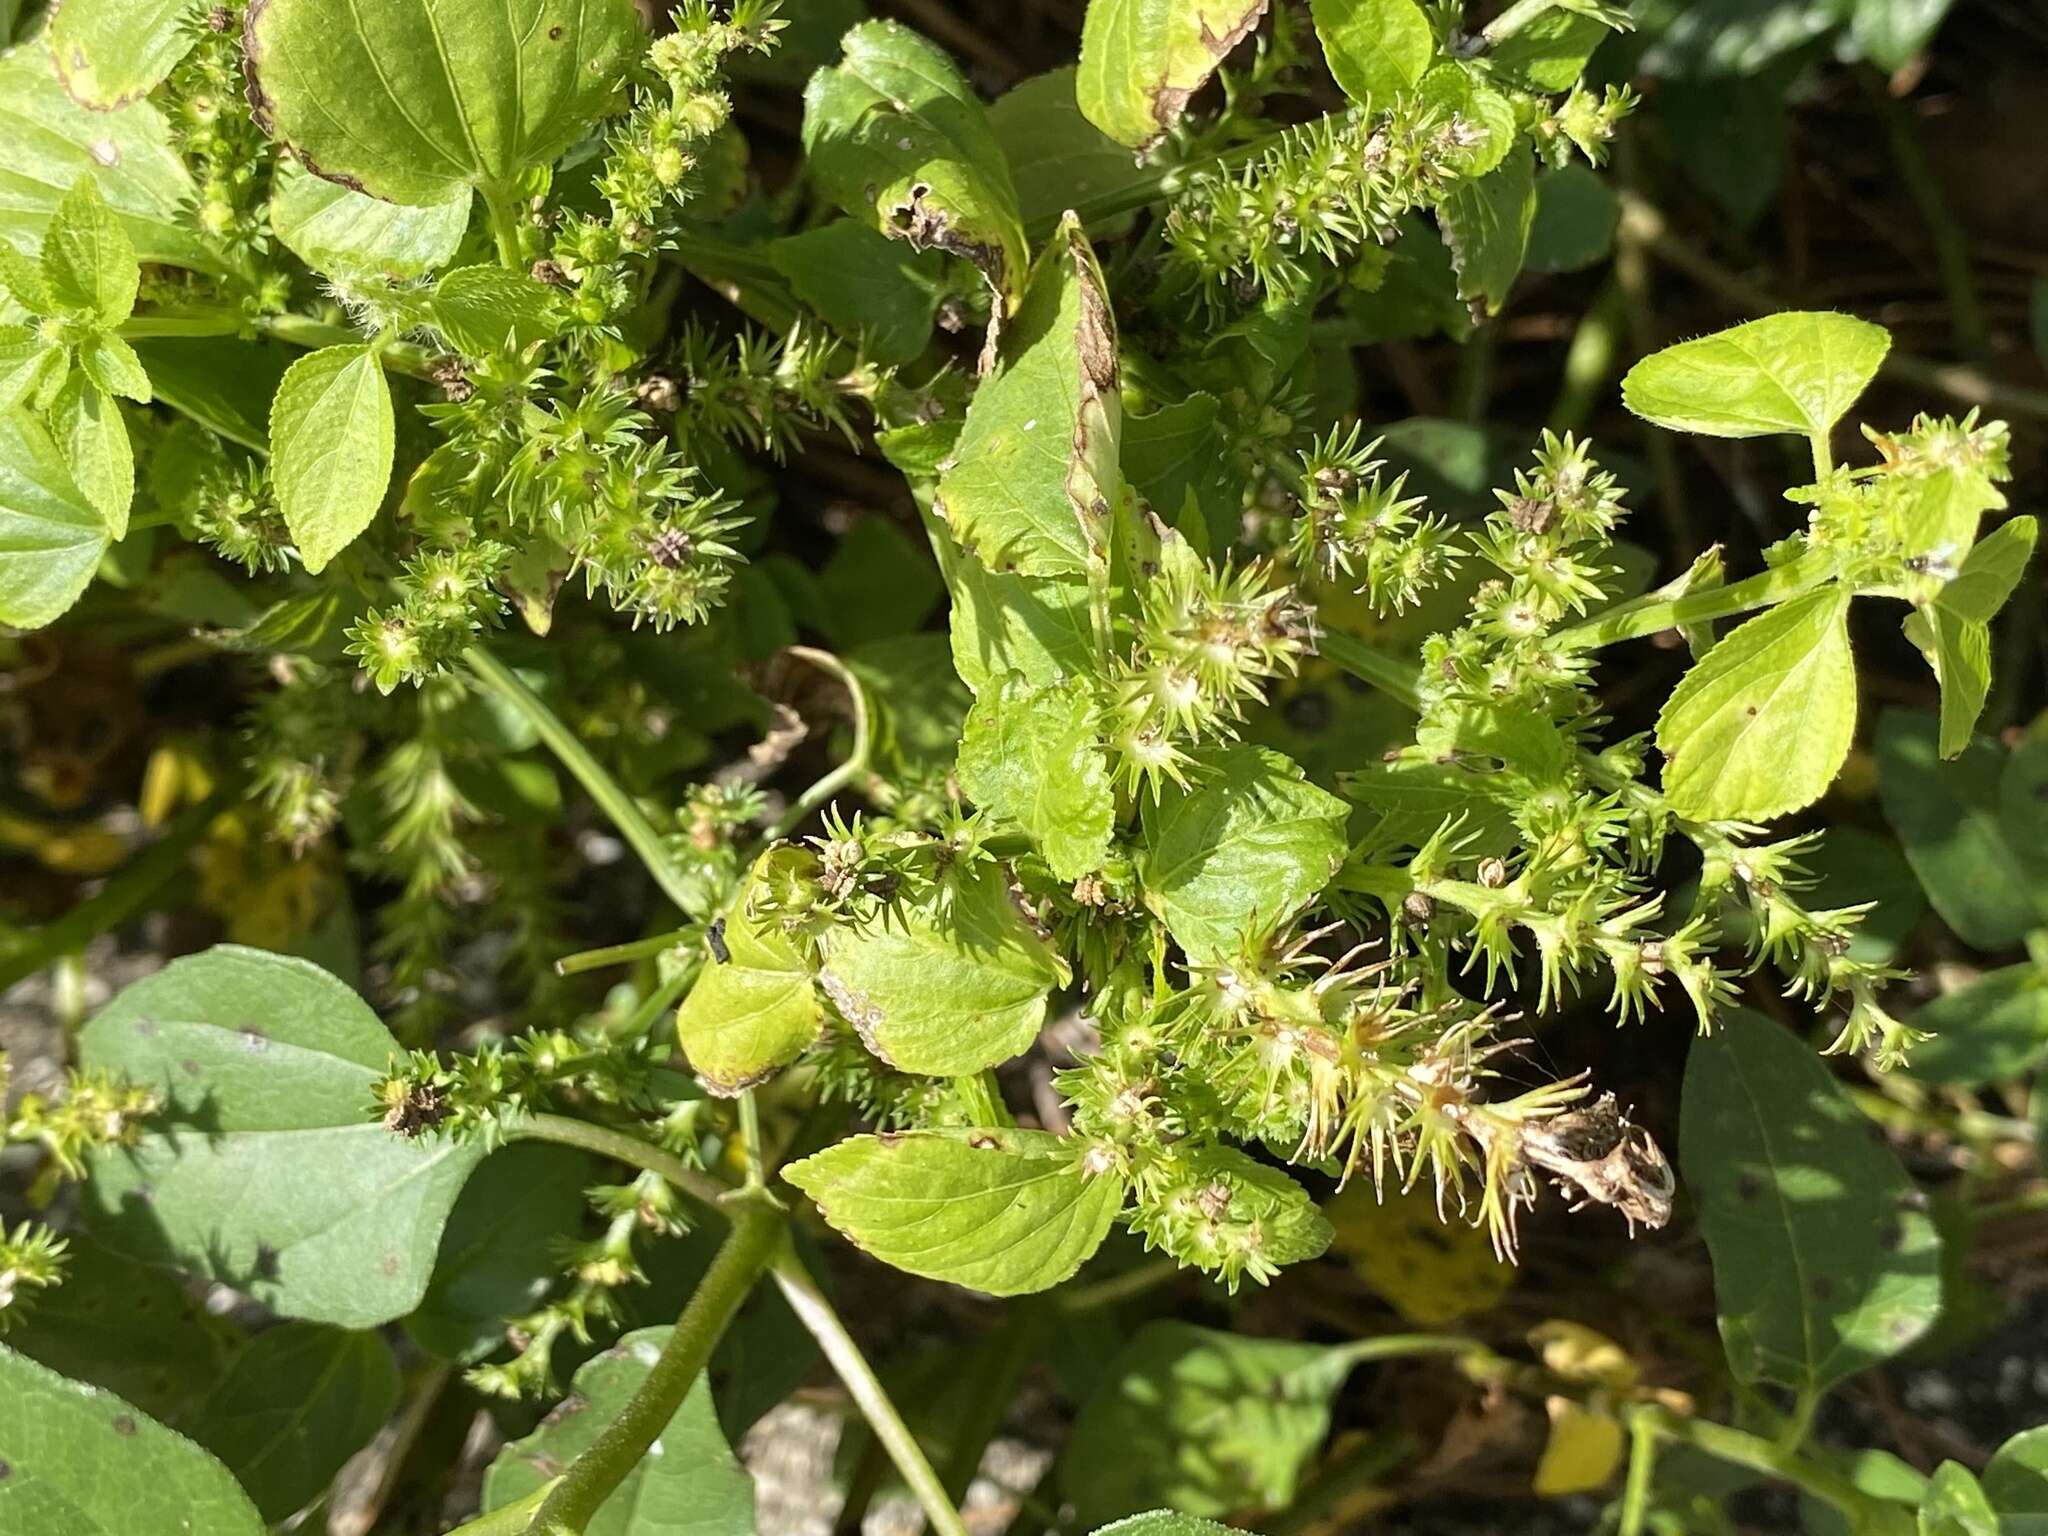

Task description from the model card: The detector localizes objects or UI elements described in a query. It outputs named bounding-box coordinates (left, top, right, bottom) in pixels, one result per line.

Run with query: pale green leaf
left=1438, top=137, right=1536, bottom=315
left=1485, top=9, right=1611, bottom=91
left=0, top=45, right=214, bottom=272
left=1309, top=0, right=1434, bottom=107
left=1919, top=1461, right=1999, bottom=1536
left=1937, top=514, right=2035, bottom=624
left=432, top=265, right=561, bottom=356
left=0, top=326, right=64, bottom=413
left=675, top=847, right=822, bottom=1093
left=821, top=862, right=1066, bottom=1076
left=1851, top=0, right=1959, bottom=74
left=1622, top=311, right=1891, bottom=439
left=1138, top=745, right=1349, bottom=963
left=1680, top=1008, right=1942, bottom=1396
left=186, top=1324, right=400, bottom=1524
left=0, top=241, right=50, bottom=314
left=802, top=20, right=1028, bottom=314
left=77, top=332, right=151, bottom=402
left=0, top=1346, right=265, bottom=1536
left=1655, top=587, right=1856, bottom=821
left=78, top=945, right=487, bottom=1328
left=270, top=161, right=471, bottom=279
left=1091, top=1516, right=1252, bottom=1536
left=784, top=1127, right=1126, bottom=1295
left=1065, top=1322, right=1352, bottom=1528
left=937, top=217, right=1121, bottom=577
left=483, top=1328, right=755, bottom=1536
left=768, top=221, right=942, bottom=366
left=1903, top=602, right=1989, bottom=760
left=48, top=372, right=132, bottom=537
left=990, top=67, right=1155, bottom=240
left=958, top=672, right=1115, bottom=881
left=1076, top=0, right=1269, bottom=149
left=0, top=406, right=109, bottom=629
left=934, top=517, right=1098, bottom=691
left=268, top=343, right=394, bottom=573
left=244, top=0, right=642, bottom=205
left=1906, top=965, right=2048, bottom=1089
left=47, top=0, right=199, bottom=109
left=40, top=174, right=138, bottom=325
left=1413, top=63, right=1517, bottom=178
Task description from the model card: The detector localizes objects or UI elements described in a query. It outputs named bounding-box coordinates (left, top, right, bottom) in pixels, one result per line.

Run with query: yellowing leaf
left=1532, top=1395, right=1623, bottom=1496
left=1527, top=1320, right=1639, bottom=1390
left=1077, top=0, right=1270, bottom=150
left=1326, top=1181, right=1512, bottom=1325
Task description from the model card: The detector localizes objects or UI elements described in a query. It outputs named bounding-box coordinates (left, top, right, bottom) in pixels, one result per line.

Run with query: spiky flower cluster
left=1289, top=424, right=1460, bottom=613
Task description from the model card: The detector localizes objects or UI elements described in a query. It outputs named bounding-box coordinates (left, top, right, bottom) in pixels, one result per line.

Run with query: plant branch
left=1627, top=1405, right=1893, bottom=1525
left=1318, top=629, right=1423, bottom=712
left=1550, top=545, right=1838, bottom=650
left=764, top=645, right=873, bottom=843
left=464, top=647, right=700, bottom=914
left=525, top=1200, right=782, bottom=1535
left=506, top=1111, right=729, bottom=1210
left=555, top=929, right=689, bottom=977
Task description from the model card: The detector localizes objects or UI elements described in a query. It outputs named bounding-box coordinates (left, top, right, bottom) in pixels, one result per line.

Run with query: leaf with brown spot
left=1076, top=0, right=1269, bottom=150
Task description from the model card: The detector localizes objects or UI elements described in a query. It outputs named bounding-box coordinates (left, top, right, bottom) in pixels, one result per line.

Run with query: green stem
left=737, top=1091, right=767, bottom=1192
left=1628, top=1406, right=1886, bottom=1525
left=1618, top=1410, right=1658, bottom=1536
left=526, top=1202, right=782, bottom=1536
left=506, top=1111, right=729, bottom=1210
left=1550, top=546, right=1838, bottom=651
left=1055, top=1256, right=1182, bottom=1312
left=615, top=967, right=693, bottom=1040
left=555, top=929, right=689, bottom=977
left=1328, top=1333, right=1498, bottom=1371
left=764, top=646, right=873, bottom=843
left=1318, top=629, right=1423, bottom=712
left=464, top=647, right=699, bottom=915
left=443, top=1482, right=559, bottom=1536
left=480, top=180, right=526, bottom=271
left=253, top=314, right=439, bottom=378
left=1548, top=277, right=1626, bottom=435
left=119, top=311, right=244, bottom=339
left=769, top=1251, right=971, bottom=1536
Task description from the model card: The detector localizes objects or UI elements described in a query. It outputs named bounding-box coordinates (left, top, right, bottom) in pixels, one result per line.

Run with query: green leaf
left=1905, top=966, right=2048, bottom=1088
left=407, top=1142, right=596, bottom=1361
left=1524, top=163, right=1619, bottom=274
left=0, top=327, right=63, bottom=411
left=843, top=632, right=971, bottom=781
left=1123, top=391, right=1240, bottom=552
left=1903, top=602, right=1990, bottom=760
left=47, top=373, right=132, bottom=538
left=784, top=1127, right=1125, bottom=1295
left=268, top=343, right=395, bottom=573
left=484, top=1328, right=755, bottom=1536
left=1877, top=709, right=2048, bottom=950
left=2002, top=728, right=2048, bottom=868
left=1484, top=8, right=1611, bottom=91
left=185, top=1324, right=400, bottom=1524
left=1064, top=1321, right=1352, bottom=1528
left=990, top=67, right=1155, bottom=240
left=41, top=175, right=139, bottom=326
left=1437, top=137, right=1536, bottom=315
left=1984, top=1426, right=2048, bottom=1518
left=1090, top=1517, right=1255, bottom=1536
left=77, top=332, right=151, bottom=403
left=802, top=20, right=1028, bottom=315
left=245, top=0, right=641, bottom=206
left=1138, top=745, right=1349, bottom=963
left=1309, top=0, right=1434, bottom=107
left=1076, top=0, right=1269, bottom=149
left=938, top=216, right=1121, bottom=577
left=47, top=0, right=199, bottom=109
left=132, top=336, right=293, bottom=452
left=0, top=1346, right=266, bottom=1535
left=1621, top=311, right=1891, bottom=439
left=768, top=222, right=943, bottom=367
left=936, top=520, right=1098, bottom=691
left=78, top=945, right=487, bottom=1328
left=0, top=46, right=214, bottom=272
left=1937, top=513, right=2036, bottom=624
left=1679, top=1008, right=1943, bottom=1396
left=958, top=672, right=1115, bottom=881
left=1919, top=1461, right=1999, bottom=1536
left=1851, top=0, right=1959, bottom=74
left=1655, top=587, right=1856, bottom=822
left=0, top=405, right=109, bottom=629
left=432, top=265, right=562, bottom=356
left=820, top=862, right=1067, bottom=1076
left=675, top=847, right=823, bottom=1093
left=270, top=161, right=471, bottom=279
left=815, top=518, right=944, bottom=650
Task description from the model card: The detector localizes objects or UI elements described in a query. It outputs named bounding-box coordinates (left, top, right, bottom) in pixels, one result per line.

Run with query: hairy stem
left=465, top=647, right=699, bottom=914
left=555, top=929, right=689, bottom=977
left=526, top=1202, right=782, bottom=1535
left=1551, top=545, right=1837, bottom=650
left=506, top=1111, right=729, bottom=1210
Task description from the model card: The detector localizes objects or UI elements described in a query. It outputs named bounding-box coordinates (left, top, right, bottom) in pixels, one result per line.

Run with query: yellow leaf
left=1326, top=1180, right=1513, bottom=1325
left=1533, top=1395, right=1623, bottom=1496
left=1528, top=1319, right=1640, bottom=1390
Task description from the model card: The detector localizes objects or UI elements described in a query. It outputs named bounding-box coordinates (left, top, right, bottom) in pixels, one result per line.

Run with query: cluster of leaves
left=0, top=0, right=2043, bottom=1532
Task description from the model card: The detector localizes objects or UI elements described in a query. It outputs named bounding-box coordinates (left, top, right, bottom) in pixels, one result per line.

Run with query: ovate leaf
left=0, top=46, right=214, bottom=272
left=41, top=174, right=139, bottom=326
left=1437, top=137, right=1537, bottom=315
left=1090, top=1517, right=1249, bottom=1536
left=958, top=672, right=1115, bottom=881
left=820, top=862, right=1066, bottom=1077
left=0, top=328, right=63, bottom=411
left=675, top=847, right=822, bottom=1093
left=1076, top=0, right=1269, bottom=150
left=0, top=407, right=109, bottom=629
left=47, top=373, right=132, bottom=538
left=0, top=1346, right=265, bottom=1536
left=990, top=67, right=1155, bottom=240
left=1680, top=1008, right=1942, bottom=1396
left=1903, top=966, right=2048, bottom=1088
left=1064, top=1321, right=1353, bottom=1528
left=270, top=161, right=471, bottom=279
left=937, top=216, right=1122, bottom=577
left=1655, top=587, right=1856, bottom=822
left=244, top=0, right=641, bottom=205
left=77, top=333, right=151, bottom=403
left=1936, top=513, right=2035, bottom=624
left=1622, top=311, right=1891, bottom=439
left=268, top=343, right=395, bottom=573
left=185, top=1324, right=400, bottom=1523
left=1138, top=745, right=1349, bottom=963
left=1903, top=603, right=1990, bottom=761
left=1309, top=0, right=1433, bottom=108
left=78, top=945, right=487, bottom=1328
left=784, top=1127, right=1125, bottom=1295
left=47, top=0, right=199, bottom=109
left=802, top=20, right=1028, bottom=316
left=935, top=519, right=1098, bottom=690
left=1984, top=1426, right=2048, bottom=1519
left=432, top=265, right=562, bottom=356
left=484, top=1328, right=756, bottom=1536
left=1919, top=1462, right=1999, bottom=1536
left=1122, top=391, right=1241, bottom=552
left=768, top=221, right=943, bottom=366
